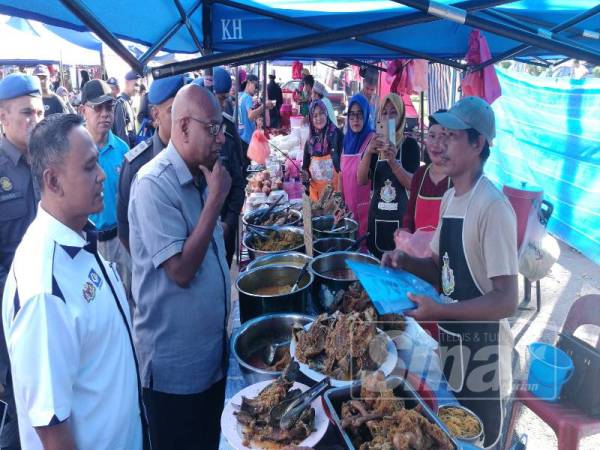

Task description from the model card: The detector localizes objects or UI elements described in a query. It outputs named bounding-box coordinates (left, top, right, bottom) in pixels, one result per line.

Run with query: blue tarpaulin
left=488, top=68, right=600, bottom=264
left=0, top=1, right=598, bottom=62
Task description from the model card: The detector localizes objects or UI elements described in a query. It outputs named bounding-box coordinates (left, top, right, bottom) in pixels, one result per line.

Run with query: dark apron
left=367, top=158, right=408, bottom=259
left=437, top=179, right=503, bottom=449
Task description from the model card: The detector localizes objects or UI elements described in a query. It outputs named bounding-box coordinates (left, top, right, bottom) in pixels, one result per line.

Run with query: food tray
left=323, top=375, right=458, bottom=450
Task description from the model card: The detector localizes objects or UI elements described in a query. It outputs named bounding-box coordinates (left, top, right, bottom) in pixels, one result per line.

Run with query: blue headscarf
left=343, top=93, right=374, bottom=155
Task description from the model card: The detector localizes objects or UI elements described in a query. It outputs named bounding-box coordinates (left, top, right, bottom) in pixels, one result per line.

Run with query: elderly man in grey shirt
left=128, top=84, right=231, bottom=450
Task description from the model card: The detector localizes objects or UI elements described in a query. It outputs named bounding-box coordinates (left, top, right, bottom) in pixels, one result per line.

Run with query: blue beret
left=125, top=70, right=141, bottom=81
left=191, top=77, right=205, bottom=87
left=0, top=74, right=41, bottom=101
left=213, top=67, right=232, bottom=94
left=148, top=75, right=185, bottom=105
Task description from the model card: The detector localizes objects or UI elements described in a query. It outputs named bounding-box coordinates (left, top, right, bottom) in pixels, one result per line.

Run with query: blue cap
left=148, top=75, right=185, bottom=105
left=191, top=77, right=205, bottom=87
left=0, top=73, right=41, bottom=101
left=125, top=70, right=141, bottom=81
left=213, top=67, right=232, bottom=94
left=107, top=77, right=119, bottom=87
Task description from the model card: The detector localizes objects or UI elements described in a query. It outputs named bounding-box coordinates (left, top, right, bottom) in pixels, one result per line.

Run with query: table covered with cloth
left=218, top=301, right=481, bottom=450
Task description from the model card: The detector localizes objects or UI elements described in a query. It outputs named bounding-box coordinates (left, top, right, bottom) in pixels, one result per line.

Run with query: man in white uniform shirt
left=2, top=114, right=146, bottom=450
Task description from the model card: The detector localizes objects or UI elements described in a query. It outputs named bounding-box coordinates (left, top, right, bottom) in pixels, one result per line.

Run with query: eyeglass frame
left=85, top=100, right=116, bottom=113
left=185, top=116, right=226, bottom=137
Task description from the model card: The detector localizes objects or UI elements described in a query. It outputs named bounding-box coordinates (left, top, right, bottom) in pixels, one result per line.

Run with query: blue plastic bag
left=345, top=260, right=440, bottom=314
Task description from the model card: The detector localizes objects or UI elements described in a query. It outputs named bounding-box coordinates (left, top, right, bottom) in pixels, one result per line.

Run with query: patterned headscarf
left=343, top=93, right=374, bottom=155
left=306, top=100, right=338, bottom=157
left=380, top=93, right=406, bottom=149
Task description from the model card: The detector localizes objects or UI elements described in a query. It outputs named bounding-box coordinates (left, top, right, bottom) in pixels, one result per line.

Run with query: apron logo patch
left=88, top=268, right=103, bottom=288
left=0, top=176, right=13, bottom=192
left=380, top=179, right=396, bottom=203
left=82, top=282, right=96, bottom=302
left=441, top=252, right=455, bottom=296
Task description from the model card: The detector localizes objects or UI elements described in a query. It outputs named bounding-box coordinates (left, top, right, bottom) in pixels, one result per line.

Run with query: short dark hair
left=428, top=108, right=447, bottom=127
left=302, top=74, right=314, bottom=88
left=466, top=128, right=490, bottom=162
left=29, top=113, right=84, bottom=190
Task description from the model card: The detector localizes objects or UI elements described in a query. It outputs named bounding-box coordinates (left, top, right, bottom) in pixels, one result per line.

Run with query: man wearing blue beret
left=113, top=71, right=141, bottom=147
left=0, top=72, right=45, bottom=450
left=117, top=74, right=186, bottom=252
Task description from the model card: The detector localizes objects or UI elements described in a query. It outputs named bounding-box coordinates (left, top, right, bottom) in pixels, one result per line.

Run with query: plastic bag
left=394, top=228, right=435, bottom=259
left=247, top=130, right=270, bottom=165
left=518, top=205, right=560, bottom=281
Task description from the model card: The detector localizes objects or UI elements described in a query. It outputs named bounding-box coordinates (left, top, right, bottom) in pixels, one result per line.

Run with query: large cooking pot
left=309, top=251, right=379, bottom=313
left=231, top=313, right=313, bottom=384
left=242, top=205, right=302, bottom=231
left=312, top=237, right=353, bottom=257
left=312, top=215, right=358, bottom=240
left=237, top=265, right=313, bottom=323
left=243, top=226, right=305, bottom=260
left=246, top=252, right=312, bottom=271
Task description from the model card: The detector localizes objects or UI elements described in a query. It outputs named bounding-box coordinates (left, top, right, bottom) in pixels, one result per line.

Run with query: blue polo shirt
left=89, top=131, right=129, bottom=231
left=238, top=92, right=255, bottom=144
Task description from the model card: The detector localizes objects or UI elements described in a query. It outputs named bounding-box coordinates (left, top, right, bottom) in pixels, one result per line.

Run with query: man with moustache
left=81, top=80, right=130, bottom=293
left=2, top=114, right=145, bottom=450
left=128, top=84, right=231, bottom=450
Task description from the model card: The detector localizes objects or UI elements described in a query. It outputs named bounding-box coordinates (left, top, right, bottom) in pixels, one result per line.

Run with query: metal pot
left=312, top=237, right=353, bottom=257
left=309, top=251, right=379, bottom=313
left=312, top=215, right=358, bottom=240
left=231, top=313, right=314, bottom=384
left=236, top=265, right=313, bottom=323
left=246, top=251, right=312, bottom=271
left=242, top=205, right=302, bottom=231
left=437, top=404, right=485, bottom=447
left=243, top=226, right=305, bottom=260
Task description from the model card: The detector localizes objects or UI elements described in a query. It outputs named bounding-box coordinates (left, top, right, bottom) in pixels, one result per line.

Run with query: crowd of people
left=0, top=62, right=519, bottom=450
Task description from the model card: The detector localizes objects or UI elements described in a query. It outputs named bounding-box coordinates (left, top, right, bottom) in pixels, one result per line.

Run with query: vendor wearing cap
left=81, top=80, right=131, bottom=295
left=382, top=96, right=517, bottom=449
left=107, top=77, right=120, bottom=98
left=211, top=68, right=245, bottom=266
left=114, top=71, right=141, bottom=147
left=0, top=72, right=45, bottom=450
left=118, top=74, right=185, bottom=252
left=33, top=64, right=67, bottom=116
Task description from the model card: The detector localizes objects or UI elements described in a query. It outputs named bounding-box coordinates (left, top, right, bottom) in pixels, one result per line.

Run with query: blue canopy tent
left=0, top=1, right=598, bottom=76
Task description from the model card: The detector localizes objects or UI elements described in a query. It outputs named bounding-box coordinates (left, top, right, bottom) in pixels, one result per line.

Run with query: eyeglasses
left=187, top=117, right=226, bottom=136
left=86, top=101, right=115, bottom=113
left=348, top=111, right=364, bottom=120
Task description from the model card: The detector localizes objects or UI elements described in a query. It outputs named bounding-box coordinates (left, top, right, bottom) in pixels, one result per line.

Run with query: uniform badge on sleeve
left=0, top=176, right=13, bottom=192
left=82, top=282, right=96, bottom=302
left=88, top=268, right=103, bottom=288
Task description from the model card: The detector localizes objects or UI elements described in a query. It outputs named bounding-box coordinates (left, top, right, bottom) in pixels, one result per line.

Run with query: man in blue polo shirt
left=81, top=79, right=131, bottom=295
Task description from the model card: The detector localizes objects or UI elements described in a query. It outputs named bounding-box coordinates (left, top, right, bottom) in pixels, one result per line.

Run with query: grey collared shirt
left=128, top=142, right=230, bottom=395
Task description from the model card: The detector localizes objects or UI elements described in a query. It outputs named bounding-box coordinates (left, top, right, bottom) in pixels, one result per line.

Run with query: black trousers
left=240, top=140, right=251, bottom=177
left=143, top=379, right=226, bottom=450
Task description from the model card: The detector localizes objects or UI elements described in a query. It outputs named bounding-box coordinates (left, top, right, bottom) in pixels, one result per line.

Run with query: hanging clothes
left=462, top=30, right=502, bottom=104
left=428, top=62, right=460, bottom=113
left=292, top=61, right=303, bottom=80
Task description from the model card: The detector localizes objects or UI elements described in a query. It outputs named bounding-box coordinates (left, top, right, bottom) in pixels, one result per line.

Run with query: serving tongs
left=268, top=377, right=331, bottom=430
left=246, top=224, right=271, bottom=239
left=290, top=261, right=310, bottom=293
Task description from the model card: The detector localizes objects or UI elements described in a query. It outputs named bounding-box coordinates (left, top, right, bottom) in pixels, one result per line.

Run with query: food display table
left=218, top=301, right=482, bottom=450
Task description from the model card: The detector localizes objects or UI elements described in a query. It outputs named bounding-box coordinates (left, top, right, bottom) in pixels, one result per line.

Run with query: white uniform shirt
left=2, top=206, right=142, bottom=450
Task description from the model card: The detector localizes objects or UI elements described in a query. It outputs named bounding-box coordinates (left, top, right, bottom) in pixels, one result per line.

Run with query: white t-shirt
left=2, top=207, right=142, bottom=450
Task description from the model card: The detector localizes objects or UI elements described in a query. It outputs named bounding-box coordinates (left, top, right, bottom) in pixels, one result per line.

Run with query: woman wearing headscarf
left=357, top=93, right=420, bottom=258
left=341, top=94, right=376, bottom=237
left=302, top=100, right=343, bottom=201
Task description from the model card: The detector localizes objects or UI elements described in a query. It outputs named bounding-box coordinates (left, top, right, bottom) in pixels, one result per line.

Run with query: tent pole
left=58, top=0, right=142, bottom=73
left=474, top=4, right=600, bottom=70
left=173, top=0, right=203, bottom=52
left=393, top=0, right=600, bottom=65
left=99, top=44, right=106, bottom=79
left=234, top=66, right=239, bottom=126
left=419, top=92, right=425, bottom=155
left=152, top=0, right=513, bottom=78
left=262, top=61, right=267, bottom=128
left=214, top=0, right=516, bottom=70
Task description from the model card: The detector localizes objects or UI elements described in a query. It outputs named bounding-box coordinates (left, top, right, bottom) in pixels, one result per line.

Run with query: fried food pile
left=250, top=230, right=304, bottom=252
left=293, top=312, right=388, bottom=381
left=438, top=406, right=481, bottom=439
left=235, top=362, right=315, bottom=449
left=341, top=372, right=454, bottom=450
left=331, top=282, right=407, bottom=332
left=311, top=185, right=350, bottom=217
left=250, top=209, right=298, bottom=227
